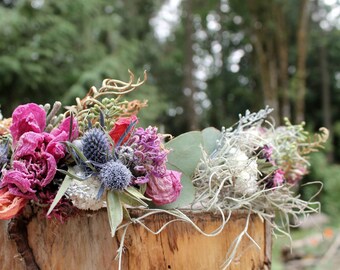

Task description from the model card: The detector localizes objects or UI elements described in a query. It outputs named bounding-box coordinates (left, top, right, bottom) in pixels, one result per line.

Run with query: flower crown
left=0, top=71, right=329, bottom=268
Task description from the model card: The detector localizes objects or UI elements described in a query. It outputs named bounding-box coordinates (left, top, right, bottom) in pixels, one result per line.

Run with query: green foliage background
left=1, top=0, right=340, bottom=219
left=1, top=1, right=340, bottom=267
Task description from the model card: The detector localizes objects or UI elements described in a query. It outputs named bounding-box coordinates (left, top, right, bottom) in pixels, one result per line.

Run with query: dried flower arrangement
left=0, top=72, right=328, bottom=269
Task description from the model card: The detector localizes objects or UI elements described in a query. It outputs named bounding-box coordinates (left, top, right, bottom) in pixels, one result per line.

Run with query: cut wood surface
left=0, top=210, right=271, bottom=270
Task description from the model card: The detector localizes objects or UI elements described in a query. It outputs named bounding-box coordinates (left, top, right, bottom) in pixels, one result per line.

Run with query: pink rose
left=10, top=103, right=46, bottom=146
left=48, top=116, right=79, bottom=162
left=145, top=170, right=182, bottom=205
left=2, top=103, right=79, bottom=201
left=0, top=186, right=28, bottom=220
left=50, top=116, right=79, bottom=141
left=109, top=115, right=138, bottom=145
left=1, top=132, right=57, bottom=199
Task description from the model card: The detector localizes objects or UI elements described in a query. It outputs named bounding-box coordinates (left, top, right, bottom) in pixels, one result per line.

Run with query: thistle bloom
left=0, top=143, right=8, bottom=169
left=82, top=128, right=110, bottom=166
left=99, top=160, right=132, bottom=190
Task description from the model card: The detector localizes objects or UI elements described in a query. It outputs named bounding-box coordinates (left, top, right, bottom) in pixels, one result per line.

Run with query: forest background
left=1, top=0, right=340, bottom=266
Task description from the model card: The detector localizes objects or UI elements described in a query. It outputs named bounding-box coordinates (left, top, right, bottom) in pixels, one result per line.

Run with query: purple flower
left=273, top=169, right=285, bottom=186
left=262, top=144, right=274, bottom=164
left=145, top=170, right=182, bottom=205
left=266, top=169, right=285, bottom=188
left=128, top=126, right=168, bottom=184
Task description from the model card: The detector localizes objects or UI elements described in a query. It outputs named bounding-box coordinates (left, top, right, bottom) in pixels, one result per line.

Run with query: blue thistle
left=0, top=143, right=9, bottom=168
left=99, top=160, right=132, bottom=190
left=82, top=128, right=110, bottom=165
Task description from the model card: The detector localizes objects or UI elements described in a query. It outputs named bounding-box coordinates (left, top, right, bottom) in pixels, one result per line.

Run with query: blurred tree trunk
left=275, top=5, right=290, bottom=120
left=183, top=0, right=199, bottom=130
left=315, top=0, right=333, bottom=162
left=319, top=42, right=333, bottom=161
left=295, top=0, right=310, bottom=123
left=248, top=0, right=285, bottom=124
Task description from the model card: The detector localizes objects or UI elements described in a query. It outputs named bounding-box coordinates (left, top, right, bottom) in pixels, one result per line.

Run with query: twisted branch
left=7, top=215, right=40, bottom=270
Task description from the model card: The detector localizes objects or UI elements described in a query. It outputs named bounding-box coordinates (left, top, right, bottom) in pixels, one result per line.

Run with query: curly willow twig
left=67, top=70, right=147, bottom=114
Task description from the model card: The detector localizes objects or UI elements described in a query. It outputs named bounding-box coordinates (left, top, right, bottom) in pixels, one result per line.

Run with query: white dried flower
left=228, top=148, right=258, bottom=195
left=234, top=159, right=258, bottom=195
left=66, top=170, right=106, bottom=210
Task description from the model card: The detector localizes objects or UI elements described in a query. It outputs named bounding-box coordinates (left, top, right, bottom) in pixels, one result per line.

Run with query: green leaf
left=122, top=205, right=131, bottom=220
left=125, top=186, right=151, bottom=201
left=119, top=191, right=148, bottom=207
left=165, top=131, right=203, bottom=177
left=202, top=127, right=221, bottom=155
left=107, top=191, right=123, bottom=237
left=139, top=183, right=147, bottom=195
left=57, top=169, right=85, bottom=181
left=47, top=173, right=73, bottom=216
left=160, top=128, right=222, bottom=209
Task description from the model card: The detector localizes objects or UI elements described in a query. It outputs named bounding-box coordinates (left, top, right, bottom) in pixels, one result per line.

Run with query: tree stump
left=0, top=210, right=271, bottom=270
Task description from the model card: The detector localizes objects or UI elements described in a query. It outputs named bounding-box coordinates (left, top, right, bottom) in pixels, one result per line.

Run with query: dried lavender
left=127, top=126, right=168, bottom=184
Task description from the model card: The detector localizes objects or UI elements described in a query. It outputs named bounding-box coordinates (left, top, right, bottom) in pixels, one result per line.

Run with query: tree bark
left=7, top=216, right=40, bottom=270
left=275, top=4, right=290, bottom=120
left=248, top=0, right=282, bottom=124
left=319, top=27, right=333, bottom=162
left=295, top=0, right=310, bottom=123
left=0, top=210, right=271, bottom=270
left=183, top=0, right=199, bottom=130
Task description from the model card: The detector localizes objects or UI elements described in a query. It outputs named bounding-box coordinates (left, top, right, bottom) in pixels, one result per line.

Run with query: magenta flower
left=48, top=116, right=79, bottom=162
left=51, top=116, right=79, bottom=141
left=1, top=103, right=79, bottom=200
left=145, top=170, right=182, bottom=205
left=10, top=103, right=46, bottom=146
left=1, top=132, right=57, bottom=199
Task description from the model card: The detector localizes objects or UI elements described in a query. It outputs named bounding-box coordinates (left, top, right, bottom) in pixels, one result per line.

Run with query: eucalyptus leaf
left=47, top=173, right=73, bottom=216
left=107, top=191, right=123, bottom=237
left=202, top=127, right=221, bottom=155
left=165, top=131, right=203, bottom=177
